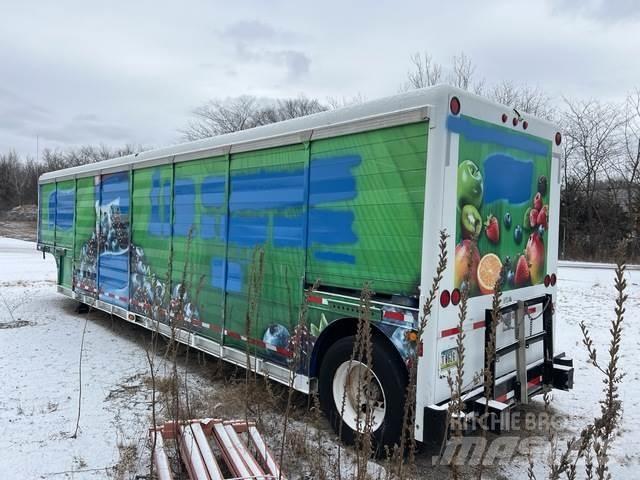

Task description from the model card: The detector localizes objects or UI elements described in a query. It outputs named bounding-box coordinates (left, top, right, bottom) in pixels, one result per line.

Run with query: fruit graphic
left=454, top=239, right=480, bottom=291
left=477, top=253, right=502, bottom=295
left=485, top=214, right=499, bottom=243
left=529, top=208, right=539, bottom=228
left=526, top=232, right=545, bottom=285
left=537, top=205, right=548, bottom=229
left=461, top=204, right=482, bottom=239
left=524, top=208, right=532, bottom=230
left=263, top=324, right=290, bottom=360
left=533, top=192, right=543, bottom=211
left=503, top=212, right=512, bottom=229
left=514, top=254, right=530, bottom=287
left=514, top=224, right=523, bottom=244
left=457, top=160, right=484, bottom=208
left=538, top=175, right=548, bottom=195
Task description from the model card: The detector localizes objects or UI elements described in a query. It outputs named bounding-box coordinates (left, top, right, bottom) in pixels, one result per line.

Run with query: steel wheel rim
left=332, top=360, right=386, bottom=433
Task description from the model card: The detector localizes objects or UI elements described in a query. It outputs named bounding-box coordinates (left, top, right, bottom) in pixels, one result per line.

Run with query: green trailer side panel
left=171, top=157, right=228, bottom=339
left=225, top=144, right=307, bottom=352
left=307, top=122, right=428, bottom=296
left=59, top=256, right=73, bottom=287
left=39, top=183, right=56, bottom=245
left=130, top=166, right=173, bottom=319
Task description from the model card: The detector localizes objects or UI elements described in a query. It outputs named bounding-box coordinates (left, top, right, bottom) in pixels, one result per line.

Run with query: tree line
left=1, top=51, right=638, bottom=261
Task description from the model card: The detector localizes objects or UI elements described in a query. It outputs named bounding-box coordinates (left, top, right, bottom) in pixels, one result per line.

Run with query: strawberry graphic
left=514, top=254, right=530, bottom=287
left=533, top=192, right=543, bottom=211
left=529, top=208, right=539, bottom=228
left=485, top=214, right=500, bottom=243
left=537, top=205, right=548, bottom=229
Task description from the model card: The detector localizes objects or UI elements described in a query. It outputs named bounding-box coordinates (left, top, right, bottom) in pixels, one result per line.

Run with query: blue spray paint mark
left=273, top=215, right=304, bottom=248
left=229, top=169, right=305, bottom=211
left=201, top=175, right=226, bottom=207
left=483, top=154, right=534, bottom=204
left=314, top=251, right=355, bottom=264
left=308, top=209, right=357, bottom=245
left=147, top=152, right=361, bottom=295
left=211, top=258, right=242, bottom=293
left=173, top=178, right=196, bottom=236
left=447, top=115, right=550, bottom=157
left=227, top=215, right=269, bottom=246
left=309, top=155, right=361, bottom=205
left=149, top=171, right=171, bottom=236
left=201, top=176, right=226, bottom=240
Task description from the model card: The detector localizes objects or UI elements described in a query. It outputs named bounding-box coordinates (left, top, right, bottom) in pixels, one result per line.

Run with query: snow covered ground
left=0, top=236, right=638, bottom=479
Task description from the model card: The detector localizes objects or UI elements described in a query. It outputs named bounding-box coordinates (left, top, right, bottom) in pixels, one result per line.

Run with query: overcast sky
left=1, top=0, right=639, bottom=157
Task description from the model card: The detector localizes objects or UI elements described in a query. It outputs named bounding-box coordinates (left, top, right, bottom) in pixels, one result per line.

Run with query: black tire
left=318, top=335, right=408, bottom=451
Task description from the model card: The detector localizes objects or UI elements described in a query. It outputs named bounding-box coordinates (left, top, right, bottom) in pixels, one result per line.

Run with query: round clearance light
left=523, top=120, right=529, bottom=130
left=544, top=275, right=551, bottom=287
left=512, top=117, right=519, bottom=127
left=440, top=289, right=451, bottom=308
left=550, top=273, right=557, bottom=286
left=501, top=113, right=508, bottom=123
left=451, top=288, right=461, bottom=306
left=555, top=132, right=562, bottom=146
left=450, top=96, right=461, bottom=115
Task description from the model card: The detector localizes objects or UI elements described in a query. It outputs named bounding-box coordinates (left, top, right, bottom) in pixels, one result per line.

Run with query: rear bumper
left=422, top=353, right=574, bottom=449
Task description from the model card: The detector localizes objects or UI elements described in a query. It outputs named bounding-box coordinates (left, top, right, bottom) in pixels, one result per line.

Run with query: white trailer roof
left=39, top=86, right=455, bottom=183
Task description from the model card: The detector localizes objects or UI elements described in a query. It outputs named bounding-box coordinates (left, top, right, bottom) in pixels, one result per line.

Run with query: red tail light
left=450, top=97, right=461, bottom=115
left=512, top=117, right=518, bottom=126
left=555, top=132, right=562, bottom=145
left=451, top=288, right=461, bottom=306
left=544, top=275, right=551, bottom=287
left=501, top=113, right=508, bottom=123
left=550, top=273, right=557, bottom=286
left=440, top=290, right=451, bottom=308
left=523, top=120, right=529, bottom=130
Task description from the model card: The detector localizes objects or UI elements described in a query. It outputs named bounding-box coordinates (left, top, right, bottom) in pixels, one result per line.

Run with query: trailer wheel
left=318, top=335, right=407, bottom=449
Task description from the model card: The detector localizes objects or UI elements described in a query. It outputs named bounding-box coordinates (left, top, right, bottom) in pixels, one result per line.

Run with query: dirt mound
left=2, top=204, right=37, bottom=221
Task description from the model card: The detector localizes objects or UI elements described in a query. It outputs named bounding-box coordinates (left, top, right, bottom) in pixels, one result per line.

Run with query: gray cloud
left=221, top=19, right=311, bottom=81
left=1, top=1, right=639, bottom=158
left=551, top=0, right=640, bottom=22
left=36, top=115, right=130, bottom=143
left=0, top=87, right=128, bottom=144
left=222, top=20, right=301, bottom=44
left=0, top=87, right=52, bottom=131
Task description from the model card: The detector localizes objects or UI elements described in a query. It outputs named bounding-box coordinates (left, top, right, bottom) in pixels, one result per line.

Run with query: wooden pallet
left=150, top=419, right=285, bottom=480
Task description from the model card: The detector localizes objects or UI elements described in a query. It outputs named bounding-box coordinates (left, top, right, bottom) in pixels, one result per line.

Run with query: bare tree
left=325, top=93, right=366, bottom=110
left=403, top=52, right=443, bottom=91
left=181, top=96, right=260, bottom=140
left=449, top=52, right=476, bottom=91
left=181, top=95, right=328, bottom=141
left=561, top=97, right=625, bottom=227
left=489, top=81, right=555, bottom=120
left=0, top=144, right=142, bottom=211
left=402, top=50, right=485, bottom=94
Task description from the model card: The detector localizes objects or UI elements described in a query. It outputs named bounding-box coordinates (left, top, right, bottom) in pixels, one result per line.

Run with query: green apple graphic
left=457, top=160, right=483, bottom=208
